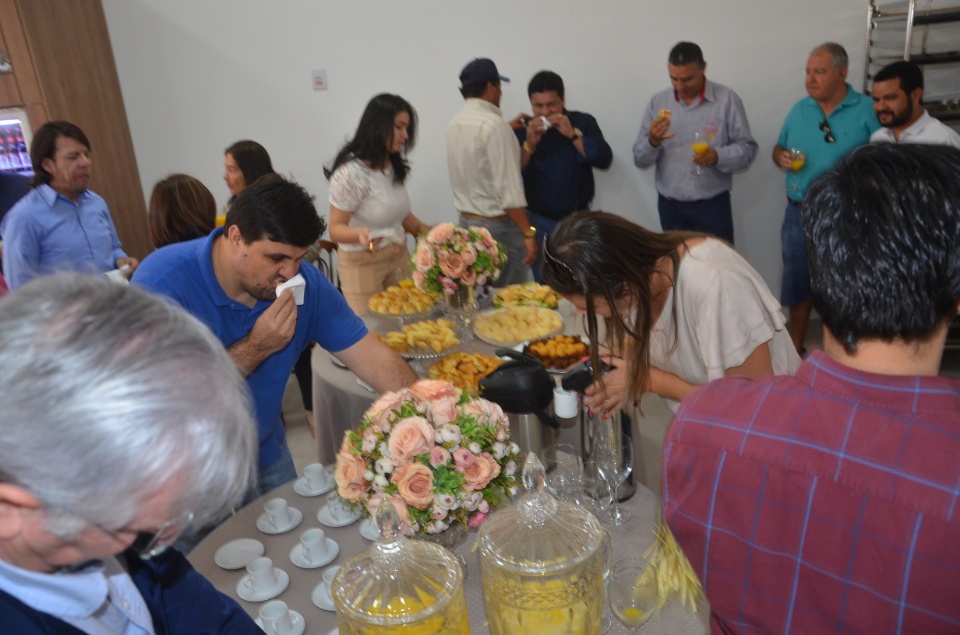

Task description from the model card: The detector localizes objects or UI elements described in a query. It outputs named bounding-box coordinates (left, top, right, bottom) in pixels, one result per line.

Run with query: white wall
left=102, top=0, right=868, bottom=294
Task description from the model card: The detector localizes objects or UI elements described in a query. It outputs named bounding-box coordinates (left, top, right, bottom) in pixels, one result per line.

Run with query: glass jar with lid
left=478, top=453, right=610, bottom=635
left=332, top=500, right=470, bottom=634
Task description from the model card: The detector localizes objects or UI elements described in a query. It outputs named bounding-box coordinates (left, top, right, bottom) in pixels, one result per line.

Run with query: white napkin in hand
left=105, top=267, right=130, bottom=285
left=276, top=273, right=306, bottom=305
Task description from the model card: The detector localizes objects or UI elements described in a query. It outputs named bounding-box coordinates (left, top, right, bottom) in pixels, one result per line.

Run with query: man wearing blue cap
left=446, top=57, right=537, bottom=287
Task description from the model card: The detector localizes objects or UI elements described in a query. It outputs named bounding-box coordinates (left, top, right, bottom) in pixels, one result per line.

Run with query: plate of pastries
left=492, top=282, right=560, bottom=309
left=474, top=306, right=563, bottom=346
left=368, top=279, right=436, bottom=317
left=374, top=318, right=460, bottom=358
left=522, top=334, right=589, bottom=373
left=428, top=352, right=503, bottom=395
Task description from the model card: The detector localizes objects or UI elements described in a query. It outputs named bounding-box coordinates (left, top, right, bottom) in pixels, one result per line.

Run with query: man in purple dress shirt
left=664, top=143, right=960, bottom=634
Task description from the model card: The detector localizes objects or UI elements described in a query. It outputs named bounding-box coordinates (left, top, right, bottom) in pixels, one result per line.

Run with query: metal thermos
left=561, top=359, right=636, bottom=502
left=479, top=350, right=558, bottom=462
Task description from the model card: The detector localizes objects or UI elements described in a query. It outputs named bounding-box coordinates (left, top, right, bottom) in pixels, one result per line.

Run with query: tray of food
left=523, top=334, right=589, bottom=373
left=473, top=306, right=564, bottom=346
left=492, top=282, right=560, bottom=309
left=374, top=318, right=461, bottom=359
left=368, top=280, right=437, bottom=317
left=428, top=351, right=504, bottom=394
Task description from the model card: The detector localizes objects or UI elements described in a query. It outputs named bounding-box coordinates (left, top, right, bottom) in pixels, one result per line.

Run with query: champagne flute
left=608, top=557, right=659, bottom=633
left=788, top=148, right=805, bottom=196
left=595, top=433, right=633, bottom=526
left=692, top=131, right=709, bottom=176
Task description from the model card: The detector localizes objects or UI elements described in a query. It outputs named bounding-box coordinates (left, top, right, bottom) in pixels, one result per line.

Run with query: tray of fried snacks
left=474, top=306, right=563, bottom=346
left=523, top=334, right=589, bottom=373
left=368, top=279, right=437, bottom=317
left=492, top=282, right=560, bottom=309
left=374, top=318, right=461, bottom=358
left=428, top=352, right=504, bottom=394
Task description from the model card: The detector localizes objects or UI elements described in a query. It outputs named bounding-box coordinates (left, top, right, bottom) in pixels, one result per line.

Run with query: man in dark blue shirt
left=514, top=71, right=612, bottom=282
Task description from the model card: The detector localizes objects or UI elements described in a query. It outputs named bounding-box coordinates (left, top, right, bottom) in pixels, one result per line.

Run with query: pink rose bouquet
left=412, top=223, right=507, bottom=297
left=335, top=379, right=522, bottom=536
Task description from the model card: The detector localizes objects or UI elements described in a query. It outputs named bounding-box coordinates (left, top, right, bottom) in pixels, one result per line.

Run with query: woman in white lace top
left=325, top=94, right=431, bottom=312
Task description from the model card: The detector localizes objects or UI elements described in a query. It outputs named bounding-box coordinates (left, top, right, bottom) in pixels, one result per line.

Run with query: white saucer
left=327, top=629, right=339, bottom=635
left=289, top=539, right=339, bottom=569
left=293, top=475, right=333, bottom=497
left=256, top=507, right=303, bottom=535
left=317, top=504, right=360, bottom=528
left=214, top=538, right=265, bottom=569
left=312, top=582, right=336, bottom=612
left=256, top=610, right=305, bottom=635
left=236, top=568, right=290, bottom=602
left=359, top=518, right=380, bottom=541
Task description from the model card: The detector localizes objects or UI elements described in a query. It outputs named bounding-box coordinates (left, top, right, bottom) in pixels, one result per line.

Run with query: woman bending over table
left=542, top=211, right=800, bottom=417
left=325, top=93, right=431, bottom=312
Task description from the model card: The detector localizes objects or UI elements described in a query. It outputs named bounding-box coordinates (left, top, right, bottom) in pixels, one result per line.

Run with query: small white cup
left=321, top=565, right=340, bottom=599
left=553, top=386, right=579, bottom=419
left=265, top=497, right=291, bottom=530
left=244, top=557, right=278, bottom=592
left=330, top=500, right=355, bottom=522
left=300, top=527, right=327, bottom=564
left=259, top=600, right=294, bottom=635
left=303, top=463, right=328, bottom=491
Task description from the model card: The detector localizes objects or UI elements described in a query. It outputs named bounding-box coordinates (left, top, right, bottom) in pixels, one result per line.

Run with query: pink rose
left=335, top=451, right=370, bottom=501
left=461, top=398, right=505, bottom=425
left=366, top=494, right=415, bottom=536
left=438, top=253, right=466, bottom=278
left=387, top=416, right=435, bottom=465
left=460, top=244, right=478, bottom=266
left=427, top=396, right=459, bottom=427
left=409, top=379, right=460, bottom=401
left=453, top=448, right=476, bottom=471
left=367, top=390, right=409, bottom=430
left=391, top=462, right=435, bottom=510
left=413, top=242, right=435, bottom=272
left=459, top=267, right=476, bottom=286
left=430, top=446, right=451, bottom=466
left=463, top=452, right=500, bottom=491
left=412, top=270, right=426, bottom=287
left=468, top=510, right=488, bottom=528
left=426, top=223, right=455, bottom=244
left=339, top=431, right=355, bottom=455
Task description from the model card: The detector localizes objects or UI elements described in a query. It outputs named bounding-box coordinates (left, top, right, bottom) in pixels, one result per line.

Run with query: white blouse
left=328, top=159, right=410, bottom=252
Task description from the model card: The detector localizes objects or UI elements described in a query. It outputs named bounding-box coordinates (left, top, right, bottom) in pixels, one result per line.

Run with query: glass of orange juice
left=789, top=148, right=805, bottom=195
left=692, top=131, right=709, bottom=176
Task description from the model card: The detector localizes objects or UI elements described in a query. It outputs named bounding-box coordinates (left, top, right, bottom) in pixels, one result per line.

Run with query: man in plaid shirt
left=664, top=143, right=960, bottom=634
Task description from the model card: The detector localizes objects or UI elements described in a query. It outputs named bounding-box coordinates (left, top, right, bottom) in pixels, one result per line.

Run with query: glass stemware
left=594, top=432, right=633, bottom=526
left=608, top=557, right=659, bottom=633
left=788, top=148, right=805, bottom=196
left=692, top=131, right=709, bottom=176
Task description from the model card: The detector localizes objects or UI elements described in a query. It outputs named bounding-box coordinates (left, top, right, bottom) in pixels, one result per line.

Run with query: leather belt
left=460, top=212, right=507, bottom=222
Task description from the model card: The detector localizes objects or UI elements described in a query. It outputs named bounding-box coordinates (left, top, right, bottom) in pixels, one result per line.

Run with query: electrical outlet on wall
left=312, top=69, right=328, bottom=91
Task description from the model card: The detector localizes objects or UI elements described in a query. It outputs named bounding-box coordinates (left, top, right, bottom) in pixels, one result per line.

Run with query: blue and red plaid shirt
left=664, top=351, right=960, bottom=634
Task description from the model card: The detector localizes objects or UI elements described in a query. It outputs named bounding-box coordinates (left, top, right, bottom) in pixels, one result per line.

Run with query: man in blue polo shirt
left=134, top=175, right=417, bottom=495
left=514, top=70, right=612, bottom=283
left=772, top=42, right=879, bottom=354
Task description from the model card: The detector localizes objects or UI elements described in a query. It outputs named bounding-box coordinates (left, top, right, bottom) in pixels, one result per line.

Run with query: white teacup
left=303, top=463, right=329, bottom=491
left=300, top=527, right=328, bottom=564
left=259, top=600, right=294, bottom=635
left=321, top=565, right=340, bottom=599
left=244, top=557, right=278, bottom=593
left=329, top=500, right=355, bottom=522
left=553, top=386, right=579, bottom=419
left=265, top=497, right=292, bottom=530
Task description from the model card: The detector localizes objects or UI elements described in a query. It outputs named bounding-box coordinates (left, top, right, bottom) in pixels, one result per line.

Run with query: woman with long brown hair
left=542, top=211, right=799, bottom=416
left=148, top=174, right=216, bottom=249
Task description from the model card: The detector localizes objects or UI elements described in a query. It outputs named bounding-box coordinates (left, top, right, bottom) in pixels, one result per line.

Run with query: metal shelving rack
left=865, top=0, right=960, bottom=123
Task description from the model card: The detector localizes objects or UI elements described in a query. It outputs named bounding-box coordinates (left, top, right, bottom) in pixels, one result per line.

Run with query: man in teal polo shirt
left=772, top=42, right=878, bottom=354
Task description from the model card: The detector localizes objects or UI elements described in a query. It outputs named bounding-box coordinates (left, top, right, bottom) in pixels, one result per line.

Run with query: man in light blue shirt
left=633, top=42, right=758, bottom=244
left=772, top=43, right=879, bottom=354
left=0, top=121, right=138, bottom=289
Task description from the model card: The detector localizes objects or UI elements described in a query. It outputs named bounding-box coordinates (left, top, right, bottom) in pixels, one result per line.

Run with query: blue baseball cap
left=459, top=58, right=510, bottom=86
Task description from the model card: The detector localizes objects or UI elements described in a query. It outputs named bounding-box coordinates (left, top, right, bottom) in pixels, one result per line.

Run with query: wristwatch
left=522, top=141, right=535, bottom=155
left=571, top=128, right=584, bottom=141
left=522, top=226, right=537, bottom=239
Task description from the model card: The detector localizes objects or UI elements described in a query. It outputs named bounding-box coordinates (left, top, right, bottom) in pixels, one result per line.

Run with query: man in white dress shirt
left=446, top=57, right=537, bottom=287
left=870, top=60, right=960, bottom=148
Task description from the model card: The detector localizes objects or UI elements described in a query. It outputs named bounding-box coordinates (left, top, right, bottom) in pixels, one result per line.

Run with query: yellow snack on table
left=475, top=307, right=563, bottom=345
left=375, top=318, right=460, bottom=355
left=429, top=352, right=503, bottom=393
left=368, top=284, right=436, bottom=316
left=492, top=282, right=559, bottom=309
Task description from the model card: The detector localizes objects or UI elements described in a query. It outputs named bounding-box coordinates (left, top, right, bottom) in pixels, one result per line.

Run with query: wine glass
left=594, top=433, right=634, bottom=526
left=788, top=148, right=805, bottom=195
left=692, top=131, right=709, bottom=176
left=608, top=557, right=659, bottom=633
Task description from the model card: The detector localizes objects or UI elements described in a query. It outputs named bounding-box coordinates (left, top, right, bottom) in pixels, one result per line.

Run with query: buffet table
left=188, top=476, right=710, bottom=634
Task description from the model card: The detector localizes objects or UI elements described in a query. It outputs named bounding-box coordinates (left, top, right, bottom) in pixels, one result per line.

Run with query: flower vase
left=442, top=284, right=478, bottom=343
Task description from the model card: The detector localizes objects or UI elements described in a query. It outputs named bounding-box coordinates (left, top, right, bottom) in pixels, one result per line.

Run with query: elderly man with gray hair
left=0, top=274, right=261, bottom=633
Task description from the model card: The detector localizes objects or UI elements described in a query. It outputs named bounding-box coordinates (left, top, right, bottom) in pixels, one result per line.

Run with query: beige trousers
left=337, top=243, right=409, bottom=313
